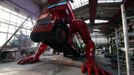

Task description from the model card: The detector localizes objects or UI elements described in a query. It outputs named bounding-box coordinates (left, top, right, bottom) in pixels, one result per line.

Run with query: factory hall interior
left=0, top=0, right=134, bottom=75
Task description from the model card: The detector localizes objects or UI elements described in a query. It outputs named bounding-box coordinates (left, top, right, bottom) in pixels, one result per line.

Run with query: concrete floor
left=0, top=54, right=122, bottom=75
left=0, top=55, right=83, bottom=75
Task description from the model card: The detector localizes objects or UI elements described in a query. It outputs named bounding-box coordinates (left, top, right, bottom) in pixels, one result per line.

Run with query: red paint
left=18, top=1, right=111, bottom=75
left=89, top=0, right=98, bottom=25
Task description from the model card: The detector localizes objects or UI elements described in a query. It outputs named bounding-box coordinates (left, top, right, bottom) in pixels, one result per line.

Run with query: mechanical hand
left=81, top=43, right=111, bottom=75
left=17, top=55, right=39, bottom=64
left=82, top=60, right=111, bottom=75
left=18, top=43, right=47, bottom=65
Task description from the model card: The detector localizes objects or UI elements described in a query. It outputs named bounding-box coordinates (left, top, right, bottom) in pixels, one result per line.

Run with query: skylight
left=70, top=0, right=123, bottom=9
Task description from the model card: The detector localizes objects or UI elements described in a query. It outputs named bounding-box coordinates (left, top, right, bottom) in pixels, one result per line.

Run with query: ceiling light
left=85, top=19, right=108, bottom=24
left=93, top=28, right=101, bottom=32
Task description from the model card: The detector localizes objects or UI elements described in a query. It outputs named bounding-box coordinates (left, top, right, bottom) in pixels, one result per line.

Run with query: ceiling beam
left=74, top=2, right=120, bottom=23
left=89, top=0, right=98, bottom=25
left=101, top=0, right=134, bottom=34
left=109, top=0, right=134, bottom=24
left=74, top=2, right=121, bottom=12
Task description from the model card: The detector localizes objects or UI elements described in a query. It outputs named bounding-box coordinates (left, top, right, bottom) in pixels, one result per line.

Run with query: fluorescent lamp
left=93, top=28, right=101, bottom=32
left=85, top=19, right=108, bottom=24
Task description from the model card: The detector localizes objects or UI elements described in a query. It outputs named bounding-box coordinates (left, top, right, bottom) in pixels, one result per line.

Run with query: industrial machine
left=18, top=0, right=111, bottom=75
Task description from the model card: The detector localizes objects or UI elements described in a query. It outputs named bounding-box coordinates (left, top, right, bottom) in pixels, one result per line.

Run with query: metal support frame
left=121, top=4, right=130, bottom=75
left=88, top=0, right=98, bottom=33
left=89, top=0, right=98, bottom=25
left=30, top=17, right=35, bottom=27
left=115, top=28, right=120, bottom=75
left=126, top=16, right=134, bottom=20
left=107, top=37, right=112, bottom=54
left=30, top=16, right=35, bottom=30
left=0, top=16, right=30, bottom=51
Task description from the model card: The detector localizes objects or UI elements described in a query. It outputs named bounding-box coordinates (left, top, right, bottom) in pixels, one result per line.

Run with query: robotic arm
left=18, top=43, right=47, bottom=64
left=73, top=20, right=111, bottom=75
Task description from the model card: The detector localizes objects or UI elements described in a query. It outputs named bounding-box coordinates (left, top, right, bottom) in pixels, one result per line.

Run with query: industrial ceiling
left=1, top=0, right=134, bottom=35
